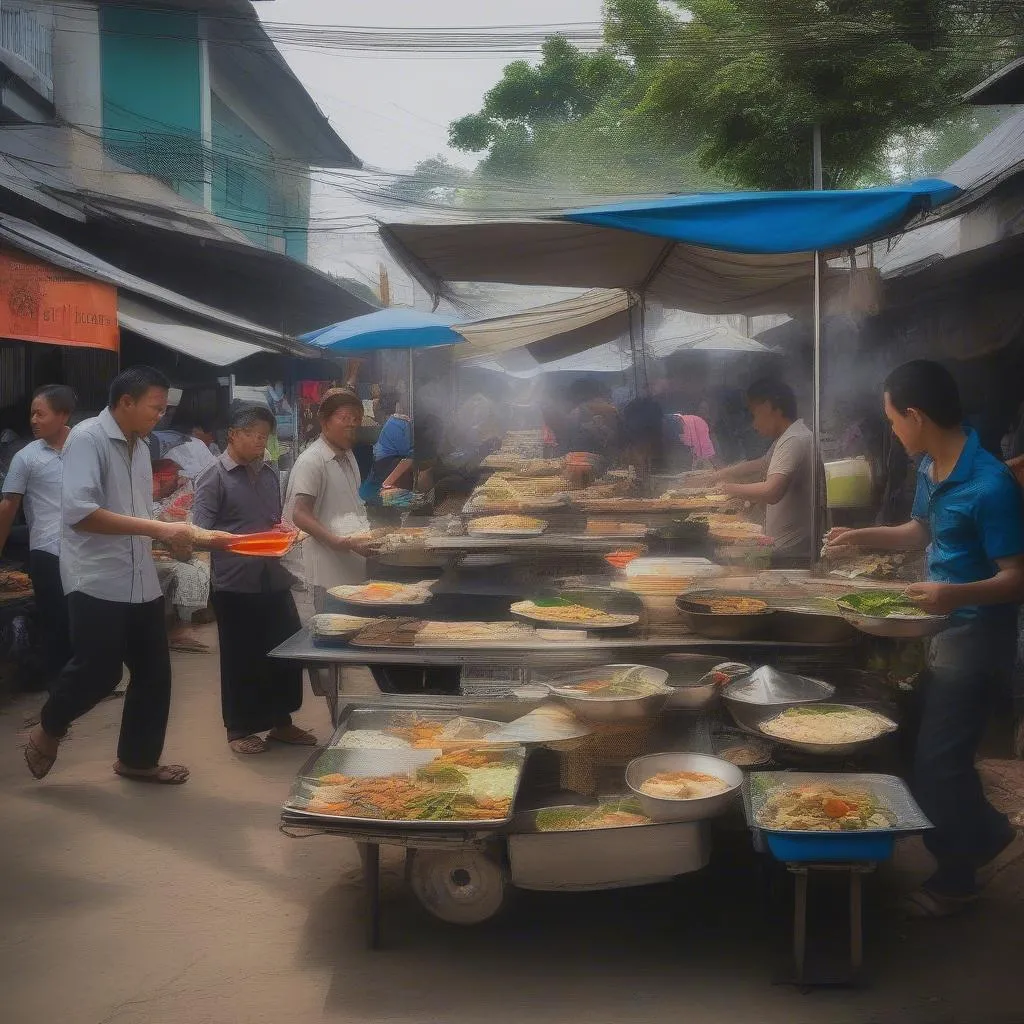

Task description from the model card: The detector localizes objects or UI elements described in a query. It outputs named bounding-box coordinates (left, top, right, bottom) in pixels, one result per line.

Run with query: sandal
left=24, top=733, right=57, bottom=780
left=267, top=726, right=318, bottom=746
left=900, top=887, right=977, bottom=919
left=113, top=762, right=190, bottom=785
left=229, top=735, right=268, bottom=755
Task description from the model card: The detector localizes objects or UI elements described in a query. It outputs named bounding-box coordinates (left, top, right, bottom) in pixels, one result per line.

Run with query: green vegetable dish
left=838, top=590, right=930, bottom=618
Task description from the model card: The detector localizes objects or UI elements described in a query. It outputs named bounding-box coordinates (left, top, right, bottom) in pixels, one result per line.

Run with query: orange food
left=605, top=549, right=643, bottom=570
left=823, top=798, right=853, bottom=819
left=224, top=528, right=297, bottom=557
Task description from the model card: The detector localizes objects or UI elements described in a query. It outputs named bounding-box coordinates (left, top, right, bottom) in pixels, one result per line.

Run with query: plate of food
left=467, top=514, right=547, bottom=537
left=756, top=703, right=897, bottom=755
left=675, top=591, right=775, bottom=640
left=836, top=589, right=949, bottom=638
left=329, top=580, right=434, bottom=607
left=509, top=599, right=640, bottom=631
left=309, top=613, right=375, bottom=640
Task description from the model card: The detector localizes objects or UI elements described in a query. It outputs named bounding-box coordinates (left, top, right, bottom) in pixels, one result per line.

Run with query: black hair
left=108, top=366, right=170, bottom=409
left=228, top=404, right=276, bottom=432
left=32, top=384, right=76, bottom=417
left=883, top=360, right=962, bottom=429
left=746, top=378, right=797, bottom=421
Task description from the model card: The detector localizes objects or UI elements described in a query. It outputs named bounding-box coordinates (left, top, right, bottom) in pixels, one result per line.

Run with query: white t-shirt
left=764, top=419, right=819, bottom=556
left=284, top=437, right=369, bottom=590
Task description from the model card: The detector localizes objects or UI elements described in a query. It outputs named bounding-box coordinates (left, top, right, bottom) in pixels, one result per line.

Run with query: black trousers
left=212, top=589, right=303, bottom=739
left=40, top=593, right=172, bottom=770
left=27, top=550, right=72, bottom=680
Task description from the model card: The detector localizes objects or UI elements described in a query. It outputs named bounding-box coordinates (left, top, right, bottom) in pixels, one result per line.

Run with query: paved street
left=2, top=630, right=1023, bottom=1024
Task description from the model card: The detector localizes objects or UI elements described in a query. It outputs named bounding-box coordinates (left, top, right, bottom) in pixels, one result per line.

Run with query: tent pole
left=811, top=124, right=824, bottom=556
left=408, top=347, right=415, bottom=444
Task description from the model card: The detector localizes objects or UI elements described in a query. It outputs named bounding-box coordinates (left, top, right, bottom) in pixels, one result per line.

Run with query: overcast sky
left=259, top=0, right=604, bottom=172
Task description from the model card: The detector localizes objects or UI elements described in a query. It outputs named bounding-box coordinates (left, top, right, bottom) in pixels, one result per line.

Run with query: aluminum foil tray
left=743, top=772, right=931, bottom=834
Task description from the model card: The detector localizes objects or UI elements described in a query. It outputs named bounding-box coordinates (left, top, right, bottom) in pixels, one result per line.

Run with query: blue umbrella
left=300, top=308, right=462, bottom=353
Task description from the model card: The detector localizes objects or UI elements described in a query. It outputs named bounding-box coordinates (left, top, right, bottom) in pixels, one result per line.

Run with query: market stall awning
left=0, top=212, right=315, bottom=361
left=380, top=180, right=961, bottom=315
left=118, top=296, right=263, bottom=366
left=301, top=308, right=462, bottom=352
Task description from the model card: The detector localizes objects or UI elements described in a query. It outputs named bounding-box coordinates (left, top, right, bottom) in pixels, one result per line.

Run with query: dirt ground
left=2, top=623, right=1024, bottom=1024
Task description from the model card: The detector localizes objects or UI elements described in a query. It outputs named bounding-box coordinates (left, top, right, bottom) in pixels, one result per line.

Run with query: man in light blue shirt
left=24, top=367, right=197, bottom=786
left=0, top=385, right=76, bottom=684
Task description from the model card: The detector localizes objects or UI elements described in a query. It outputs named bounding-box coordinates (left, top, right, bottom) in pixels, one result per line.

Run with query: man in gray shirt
left=24, top=367, right=197, bottom=784
left=192, top=405, right=313, bottom=755
left=715, top=378, right=823, bottom=561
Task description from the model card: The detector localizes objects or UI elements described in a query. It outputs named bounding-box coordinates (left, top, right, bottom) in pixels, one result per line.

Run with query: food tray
left=510, top=601, right=640, bottom=631
left=755, top=703, right=897, bottom=756
left=283, top=725, right=527, bottom=830
left=508, top=808, right=711, bottom=890
left=328, top=583, right=434, bottom=608
left=743, top=771, right=931, bottom=862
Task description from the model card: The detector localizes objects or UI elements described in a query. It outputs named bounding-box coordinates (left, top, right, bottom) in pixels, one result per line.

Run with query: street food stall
left=267, top=181, right=966, bottom=982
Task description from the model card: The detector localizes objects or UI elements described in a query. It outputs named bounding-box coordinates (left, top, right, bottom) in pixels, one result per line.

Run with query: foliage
left=449, top=0, right=1024, bottom=193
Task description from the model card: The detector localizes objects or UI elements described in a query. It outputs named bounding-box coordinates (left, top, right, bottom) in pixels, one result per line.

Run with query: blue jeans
left=910, top=615, right=1016, bottom=895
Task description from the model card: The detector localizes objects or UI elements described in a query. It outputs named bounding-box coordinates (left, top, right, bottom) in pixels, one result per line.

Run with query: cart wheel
left=407, top=849, right=508, bottom=925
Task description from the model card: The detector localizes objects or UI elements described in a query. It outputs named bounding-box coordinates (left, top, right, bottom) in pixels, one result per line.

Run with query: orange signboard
left=0, top=248, right=119, bottom=352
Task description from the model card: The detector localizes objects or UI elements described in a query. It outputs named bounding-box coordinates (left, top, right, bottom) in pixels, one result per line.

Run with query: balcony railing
left=0, top=1, right=53, bottom=100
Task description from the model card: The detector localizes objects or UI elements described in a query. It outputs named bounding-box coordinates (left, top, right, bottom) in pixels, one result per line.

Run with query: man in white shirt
left=24, top=367, right=198, bottom=784
left=0, top=385, right=76, bottom=684
left=285, top=388, right=374, bottom=611
left=714, top=378, right=822, bottom=560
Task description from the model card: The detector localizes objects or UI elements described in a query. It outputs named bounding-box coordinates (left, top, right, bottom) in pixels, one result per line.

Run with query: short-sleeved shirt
left=60, top=408, right=161, bottom=604
left=192, top=452, right=294, bottom=594
left=167, top=436, right=217, bottom=482
left=284, top=436, right=369, bottom=590
left=912, top=428, right=1024, bottom=620
left=765, top=418, right=819, bottom=556
left=2, top=439, right=64, bottom=555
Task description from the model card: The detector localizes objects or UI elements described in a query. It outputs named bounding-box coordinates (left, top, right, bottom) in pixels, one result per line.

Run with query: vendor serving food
left=711, top=379, right=823, bottom=562
left=824, top=360, right=1024, bottom=917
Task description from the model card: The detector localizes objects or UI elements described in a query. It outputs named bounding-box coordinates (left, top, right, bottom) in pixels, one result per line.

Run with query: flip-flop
left=267, top=727, right=318, bottom=746
left=229, top=735, right=268, bottom=755
left=169, top=639, right=211, bottom=654
left=24, top=735, right=57, bottom=780
left=900, top=887, right=977, bottom=919
left=113, top=763, right=190, bottom=785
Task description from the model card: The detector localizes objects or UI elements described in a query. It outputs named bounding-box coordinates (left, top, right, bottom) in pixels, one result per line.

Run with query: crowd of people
left=3, top=356, right=1024, bottom=918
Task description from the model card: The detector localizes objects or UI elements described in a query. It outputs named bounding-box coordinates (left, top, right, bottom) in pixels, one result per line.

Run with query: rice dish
left=760, top=706, right=892, bottom=745
left=638, top=770, right=731, bottom=800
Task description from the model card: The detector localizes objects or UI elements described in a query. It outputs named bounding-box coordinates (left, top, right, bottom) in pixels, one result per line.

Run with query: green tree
left=450, top=0, right=1022, bottom=192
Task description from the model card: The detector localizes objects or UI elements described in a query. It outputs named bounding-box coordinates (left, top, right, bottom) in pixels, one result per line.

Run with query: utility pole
left=811, top=123, right=824, bottom=551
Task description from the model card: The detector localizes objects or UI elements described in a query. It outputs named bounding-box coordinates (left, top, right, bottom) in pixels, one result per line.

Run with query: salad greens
left=839, top=590, right=928, bottom=618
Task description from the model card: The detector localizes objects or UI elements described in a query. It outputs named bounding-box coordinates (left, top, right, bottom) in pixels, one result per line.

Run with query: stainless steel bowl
left=722, top=668, right=835, bottom=733
left=771, top=610, right=857, bottom=644
left=836, top=603, right=949, bottom=639
left=545, top=664, right=671, bottom=722
left=626, top=752, right=744, bottom=822
left=676, top=591, right=775, bottom=640
left=662, top=654, right=724, bottom=711
left=755, top=702, right=898, bottom=756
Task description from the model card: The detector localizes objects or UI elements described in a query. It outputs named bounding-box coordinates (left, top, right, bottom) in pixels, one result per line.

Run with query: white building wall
left=50, top=0, right=100, bottom=129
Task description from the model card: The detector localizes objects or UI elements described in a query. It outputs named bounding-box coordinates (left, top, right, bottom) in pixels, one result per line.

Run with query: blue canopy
left=562, top=178, right=961, bottom=255
left=300, top=308, right=462, bottom=352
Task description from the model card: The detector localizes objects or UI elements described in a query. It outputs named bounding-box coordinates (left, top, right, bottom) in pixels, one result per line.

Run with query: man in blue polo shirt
left=827, top=360, right=1024, bottom=916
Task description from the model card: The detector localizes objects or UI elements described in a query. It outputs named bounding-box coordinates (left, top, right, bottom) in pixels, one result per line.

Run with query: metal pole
left=408, top=347, right=415, bottom=445
left=811, top=124, right=824, bottom=555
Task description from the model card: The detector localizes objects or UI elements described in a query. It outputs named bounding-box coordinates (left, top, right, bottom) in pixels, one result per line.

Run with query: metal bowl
left=676, top=590, right=775, bottom=640
left=545, top=664, right=671, bottom=722
left=836, top=601, right=949, bottom=639
left=755, top=703, right=898, bottom=756
left=771, top=610, right=857, bottom=644
left=722, top=668, right=835, bottom=734
left=626, top=752, right=744, bottom=822
left=660, top=654, right=725, bottom=710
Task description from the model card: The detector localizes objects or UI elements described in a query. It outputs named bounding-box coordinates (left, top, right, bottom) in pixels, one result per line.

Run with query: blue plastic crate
left=763, top=830, right=895, bottom=863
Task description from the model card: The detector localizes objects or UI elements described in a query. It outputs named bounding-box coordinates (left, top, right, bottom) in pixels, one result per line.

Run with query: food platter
left=467, top=514, right=547, bottom=538
left=329, top=581, right=434, bottom=607
left=836, top=590, right=949, bottom=638
left=509, top=599, right=640, bottom=631
left=755, top=703, right=898, bottom=756
left=309, top=613, right=376, bottom=641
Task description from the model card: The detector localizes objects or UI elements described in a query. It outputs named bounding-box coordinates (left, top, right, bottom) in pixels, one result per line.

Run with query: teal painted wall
left=211, top=95, right=310, bottom=262
left=100, top=7, right=204, bottom=205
